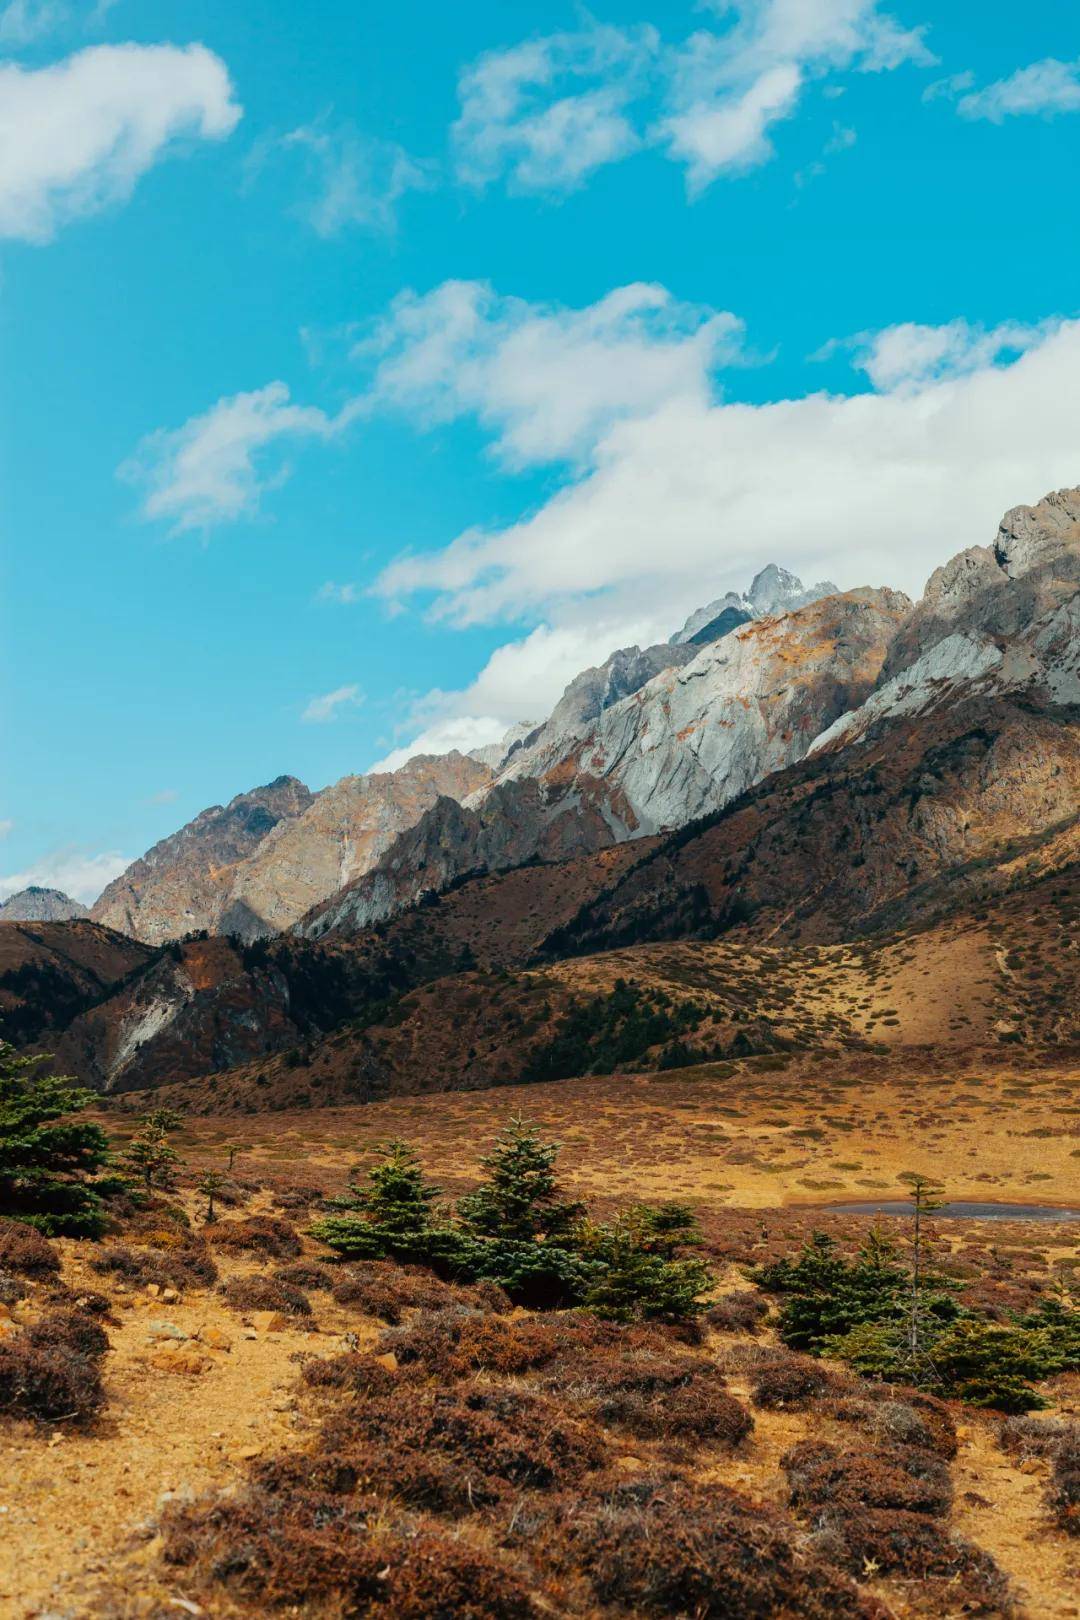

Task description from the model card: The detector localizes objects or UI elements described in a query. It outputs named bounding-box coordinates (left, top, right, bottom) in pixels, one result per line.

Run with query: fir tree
left=0, top=1042, right=112, bottom=1235
left=457, top=1117, right=583, bottom=1242
left=121, top=1123, right=181, bottom=1193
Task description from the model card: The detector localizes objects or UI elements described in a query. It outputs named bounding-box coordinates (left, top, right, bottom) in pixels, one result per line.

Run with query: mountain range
left=3, top=485, right=1078, bottom=1101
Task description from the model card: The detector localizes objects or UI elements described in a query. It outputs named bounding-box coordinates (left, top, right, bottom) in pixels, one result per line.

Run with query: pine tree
left=0, top=1042, right=112, bottom=1235
left=196, top=1168, right=227, bottom=1222
left=899, top=1170, right=946, bottom=1378
left=457, top=1117, right=583, bottom=1242
left=121, top=1123, right=181, bottom=1193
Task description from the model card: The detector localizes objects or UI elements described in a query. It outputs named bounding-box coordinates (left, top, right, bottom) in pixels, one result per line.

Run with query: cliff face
left=90, top=754, right=491, bottom=945
left=91, top=776, right=315, bottom=944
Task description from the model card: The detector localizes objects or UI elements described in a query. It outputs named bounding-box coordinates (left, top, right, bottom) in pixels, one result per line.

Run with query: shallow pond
left=821, top=1200, right=1080, bottom=1222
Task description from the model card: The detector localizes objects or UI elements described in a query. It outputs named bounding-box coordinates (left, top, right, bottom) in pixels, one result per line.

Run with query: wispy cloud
left=0, top=845, right=130, bottom=904
left=121, top=381, right=360, bottom=533
left=0, top=818, right=13, bottom=840
left=317, top=581, right=361, bottom=604
left=301, top=683, right=364, bottom=724
left=144, top=788, right=179, bottom=806
left=0, top=43, right=240, bottom=244
left=259, top=116, right=434, bottom=236
left=453, top=22, right=658, bottom=194
left=362, top=279, right=745, bottom=472
left=658, top=0, right=934, bottom=192
left=928, top=57, right=1080, bottom=122
left=819, top=315, right=1062, bottom=389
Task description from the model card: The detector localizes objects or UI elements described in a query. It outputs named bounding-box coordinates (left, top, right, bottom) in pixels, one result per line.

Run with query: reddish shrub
left=301, top=1353, right=397, bottom=1398
left=999, top=1413, right=1070, bottom=1460
left=91, top=1239, right=218, bottom=1290
left=812, top=1508, right=1014, bottom=1611
left=381, top=1308, right=627, bottom=1378
left=0, top=1337, right=104, bottom=1421
left=272, top=1261, right=337, bottom=1291
left=0, top=1271, right=27, bottom=1305
left=0, top=1221, right=60, bottom=1276
left=378, top=1531, right=534, bottom=1619
left=162, top=1487, right=533, bottom=1617
left=704, top=1290, right=769, bottom=1334
left=319, top=1385, right=605, bottom=1512
left=27, top=1309, right=109, bottom=1359
left=1048, top=1426, right=1080, bottom=1536
left=826, top=1390, right=957, bottom=1460
left=546, top=1350, right=752, bottom=1445
left=331, top=1266, right=511, bottom=1325
left=750, top=1355, right=835, bottom=1409
left=207, top=1216, right=302, bottom=1259
left=555, top=1477, right=885, bottom=1619
left=782, top=1440, right=952, bottom=1516
left=221, top=1275, right=312, bottom=1316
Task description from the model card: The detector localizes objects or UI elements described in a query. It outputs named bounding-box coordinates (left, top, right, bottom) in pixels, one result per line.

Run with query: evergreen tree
left=0, top=1042, right=112, bottom=1235
left=121, top=1123, right=181, bottom=1193
left=457, top=1117, right=583, bottom=1241
left=899, top=1170, right=946, bottom=1378
left=196, top=1168, right=227, bottom=1222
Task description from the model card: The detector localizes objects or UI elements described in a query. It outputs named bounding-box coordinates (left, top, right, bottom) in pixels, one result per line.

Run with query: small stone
left=161, top=1288, right=180, bottom=1304
left=147, top=1321, right=188, bottom=1342
left=145, top=1283, right=161, bottom=1298
left=373, top=1352, right=398, bottom=1373
left=197, top=1326, right=232, bottom=1351
left=148, top=1348, right=210, bottom=1375
left=250, top=1310, right=279, bottom=1332
left=231, top=1445, right=262, bottom=1463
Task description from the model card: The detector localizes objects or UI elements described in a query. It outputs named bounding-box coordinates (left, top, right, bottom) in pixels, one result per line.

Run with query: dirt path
left=0, top=1244, right=357, bottom=1619
left=952, top=1417, right=1079, bottom=1620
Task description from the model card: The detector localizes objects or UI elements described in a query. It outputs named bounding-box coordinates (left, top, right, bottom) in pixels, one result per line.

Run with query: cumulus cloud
left=0, top=846, right=130, bottom=904
left=121, top=381, right=358, bottom=533
left=0, top=43, right=241, bottom=243
left=368, top=314, right=1080, bottom=770
left=301, top=683, right=364, bottom=724
left=362, top=279, right=745, bottom=470
left=453, top=22, right=658, bottom=193
left=820, top=316, right=1061, bottom=389
left=264, top=117, right=433, bottom=236
left=933, top=58, right=1080, bottom=122
left=658, top=0, right=933, bottom=190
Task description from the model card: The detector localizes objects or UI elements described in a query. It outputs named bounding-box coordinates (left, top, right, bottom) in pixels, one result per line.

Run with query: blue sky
left=2, top=0, right=1079, bottom=901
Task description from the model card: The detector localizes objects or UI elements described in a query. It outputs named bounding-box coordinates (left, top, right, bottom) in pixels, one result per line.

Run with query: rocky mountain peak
left=994, top=486, right=1080, bottom=579
left=0, top=886, right=90, bottom=922
left=672, top=564, right=839, bottom=644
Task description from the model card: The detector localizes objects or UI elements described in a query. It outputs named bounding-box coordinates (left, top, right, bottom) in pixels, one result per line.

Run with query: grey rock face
left=0, top=886, right=90, bottom=922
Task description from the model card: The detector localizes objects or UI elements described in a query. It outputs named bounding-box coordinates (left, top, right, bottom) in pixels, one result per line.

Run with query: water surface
left=821, top=1200, right=1080, bottom=1223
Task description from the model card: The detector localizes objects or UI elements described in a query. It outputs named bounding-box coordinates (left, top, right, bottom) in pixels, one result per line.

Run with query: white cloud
left=301, top=683, right=364, bottom=724
left=0, top=43, right=241, bottom=243
left=0, top=0, right=66, bottom=44
left=145, top=788, right=179, bottom=805
left=317, top=580, right=360, bottom=604
left=121, top=381, right=357, bottom=533
left=368, top=613, right=668, bottom=773
left=0, top=818, right=13, bottom=839
left=371, top=314, right=1080, bottom=645
left=659, top=0, right=933, bottom=190
left=271, top=117, right=433, bottom=236
left=952, top=58, right=1080, bottom=122
left=453, top=22, right=658, bottom=193
left=822, top=316, right=1061, bottom=389
left=0, top=846, right=129, bottom=904
left=362, top=279, right=745, bottom=470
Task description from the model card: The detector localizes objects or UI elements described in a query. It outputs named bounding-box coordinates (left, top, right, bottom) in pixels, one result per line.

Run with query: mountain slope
left=0, top=920, right=153, bottom=1046
left=301, top=585, right=910, bottom=938
left=91, top=775, right=315, bottom=944
left=0, top=886, right=89, bottom=922
left=90, top=754, right=491, bottom=945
